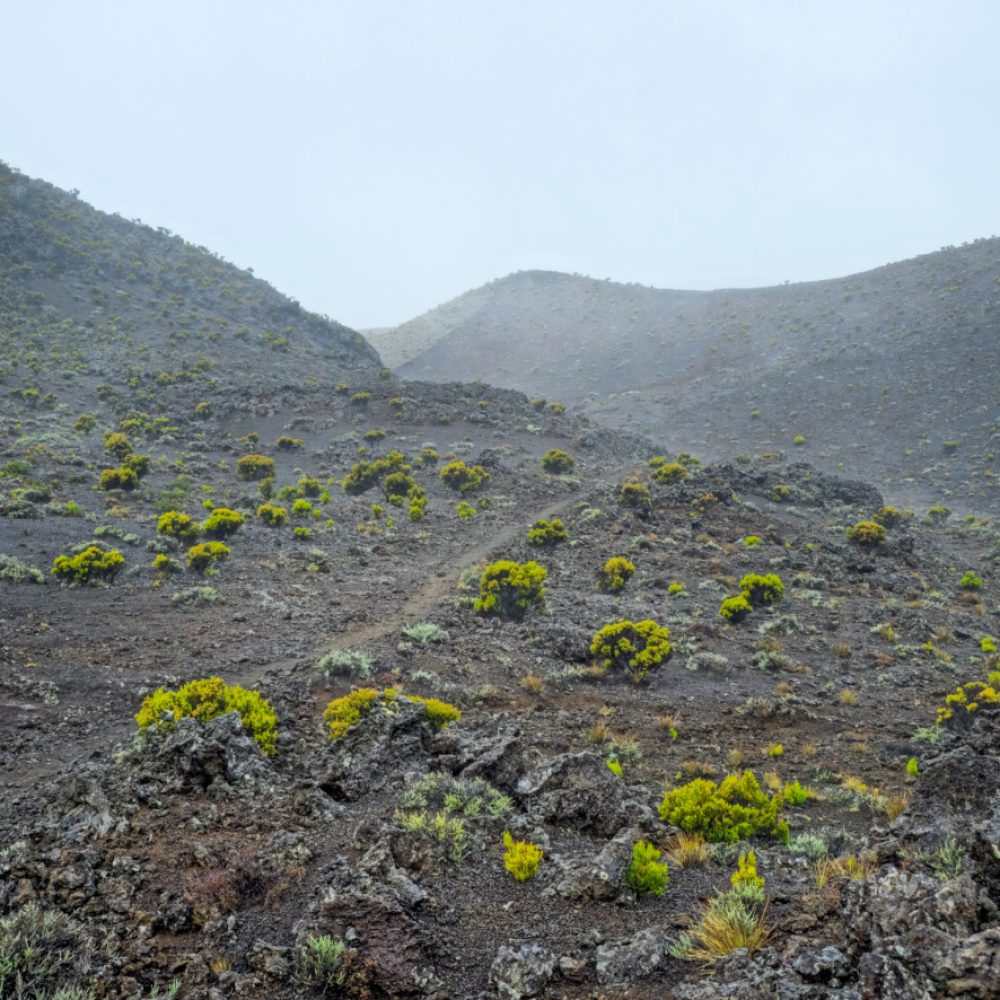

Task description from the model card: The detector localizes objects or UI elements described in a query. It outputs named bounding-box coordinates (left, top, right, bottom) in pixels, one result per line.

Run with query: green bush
left=619, top=481, right=652, bottom=513
left=52, top=545, right=125, bottom=585
left=846, top=520, right=887, bottom=547
left=597, top=556, right=635, bottom=592
left=0, top=553, right=45, bottom=584
left=872, top=506, right=903, bottom=528
left=527, top=517, right=568, bottom=546
left=341, top=450, right=412, bottom=499
left=626, top=841, right=669, bottom=895
left=186, top=541, right=231, bottom=572
left=473, top=560, right=547, bottom=618
left=589, top=620, right=672, bottom=682
left=658, top=770, right=789, bottom=843
left=720, top=594, right=752, bottom=621
left=541, top=449, right=575, bottom=474
left=653, top=462, right=687, bottom=485
left=256, top=502, right=287, bottom=526
left=276, top=435, right=304, bottom=450
left=157, top=511, right=199, bottom=540
left=236, top=454, right=275, bottom=481
left=103, top=431, right=132, bottom=460
left=202, top=507, right=245, bottom=538
left=936, top=680, right=999, bottom=729
left=135, top=676, right=278, bottom=754
left=439, top=459, right=490, bottom=493
left=323, top=688, right=460, bottom=740
left=959, top=571, right=983, bottom=591
left=502, top=831, right=543, bottom=881
left=739, top=573, right=784, bottom=607
left=99, top=466, right=138, bottom=491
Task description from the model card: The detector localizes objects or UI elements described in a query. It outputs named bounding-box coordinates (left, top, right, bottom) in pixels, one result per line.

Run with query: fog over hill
left=374, top=245, right=1000, bottom=515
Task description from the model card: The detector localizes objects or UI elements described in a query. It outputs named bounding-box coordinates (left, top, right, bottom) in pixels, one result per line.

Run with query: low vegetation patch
left=135, top=676, right=278, bottom=755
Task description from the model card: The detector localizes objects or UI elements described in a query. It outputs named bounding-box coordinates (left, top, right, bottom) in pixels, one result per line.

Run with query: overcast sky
left=3, top=2, right=999, bottom=328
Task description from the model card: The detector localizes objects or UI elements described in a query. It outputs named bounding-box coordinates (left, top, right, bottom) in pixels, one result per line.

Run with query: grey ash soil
left=1, top=165, right=999, bottom=999
left=379, top=251, right=1000, bottom=518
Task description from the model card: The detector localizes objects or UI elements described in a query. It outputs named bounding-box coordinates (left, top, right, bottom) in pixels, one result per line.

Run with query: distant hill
left=0, top=161, right=380, bottom=412
left=377, top=248, right=1000, bottom=514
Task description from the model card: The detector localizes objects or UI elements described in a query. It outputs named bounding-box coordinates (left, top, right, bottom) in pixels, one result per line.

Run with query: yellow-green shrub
left=157, top=511, right=199, bottom=540
left=502, top=831, right=542, bottom=881
left=256, top=502, right=287, bottom=526
left=236, top=454, right=275, bottom=481
left=324, top=688, right=387, bottom=740
left=739, top=573, right=784, bottom=607
left=936, top=680, right=999, bottom=729
left=846, top=520, right=887, bottom=547
left=473, top=560, right=547, bottom=618
left=135, top=676, right=278, bottom=755
left=731, top=850, right=764, bottom=893
left=540, top=449, right=575, bottom=474
left=527, top=518, right=568, bottom=546
left=653, top=462, right=687, bottom=485
left=618, top=481, right=651, bottom=512
left=100, top=466, right=138, bottom=491
left=658, top=771, right=789, bottom=844
left=202, top=508, right=245, bottom=538
left=323, top=688, right=460, bottom=741
left=589, top=620, right=672, bottom=682
left=123, top=453, right=151, bottom=479
left=187, top=541, right=231, bottom=572
left=626, top=840, right=669, bottom=895
left=52, top=545, right=125, bottom=584
left=439, top=459, right=489, bottom=493
left=597, top=556, right=636, bottom=592
left=720, top=595, right=753, bottom=621
left=103, top=431, right=132, bottom=460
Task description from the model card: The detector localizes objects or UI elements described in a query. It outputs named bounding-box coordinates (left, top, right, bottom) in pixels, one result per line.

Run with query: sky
left=3, top=1, right=999, bottom=329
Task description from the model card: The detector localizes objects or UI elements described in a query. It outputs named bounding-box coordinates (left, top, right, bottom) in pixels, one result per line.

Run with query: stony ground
left=2, top=375, right=998, bottom=998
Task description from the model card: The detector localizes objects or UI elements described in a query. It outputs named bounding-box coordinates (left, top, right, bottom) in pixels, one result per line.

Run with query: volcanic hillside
left=1, top=167, right=999, bottom=1000
left=375, top=251, right=1000, bottom=516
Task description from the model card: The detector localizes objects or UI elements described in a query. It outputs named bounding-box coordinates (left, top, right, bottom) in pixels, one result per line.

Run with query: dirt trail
left=247, top=492, right=587, bottom=686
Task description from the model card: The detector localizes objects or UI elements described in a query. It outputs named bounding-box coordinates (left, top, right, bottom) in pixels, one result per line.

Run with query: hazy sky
left=3, top=2, right=999, bottom=328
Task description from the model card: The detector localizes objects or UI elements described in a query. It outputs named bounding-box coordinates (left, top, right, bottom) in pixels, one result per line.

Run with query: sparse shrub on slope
left=324, top=688, right=461, bottom=740
left=52, top=545, right=125, bottom=585
left=157, top=511, right=199, bottom=540
left=99, top=466, right=138, bottom=491
left=527, top=518, right=568, bottom=546
left=103, top=431, right=132, bottom=460
left=846, top=520, right=887, bottom=547
left=186, top=541, right=231, bottom=572
left=236, top=454, right=275, bottom=481
left=597, top=556, right=635, bottom=592
left=502, top=831, right=542, bottom=881
left=658, top=770, right=789, bottom=843
left=739, top=573, right=784, bottom=607
left=872, top=506, right=903, bottom=528
left=0, top=553, right=45, bottom=583
left=653, top=461, right=687, bottom=485
left=618, top=481, right=651, bottom=514
left=135, top=676, right=278, bottom=755
left=590, top=620, right=672, bottom=682
left=719, top=594, right=753, bottom=622
left=439, top=459, right=490, bottom=493
left=201, top=507, right=244, bottom=538
left=626, top=840, right=669, bottom=895
left=473, top=560, right=547, bottom=618
left=936, top=680, right=999, bottom=730
left=540, top=449, right=575, bottom=474
left=256, top=502, right=287, bottom=526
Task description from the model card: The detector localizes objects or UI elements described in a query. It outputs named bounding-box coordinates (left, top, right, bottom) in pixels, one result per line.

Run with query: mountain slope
left=382, top=249, right=1000, bottom=514
left=0, top=160, right=380, bottom=410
